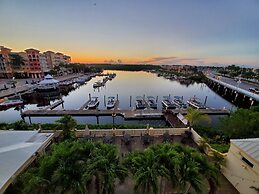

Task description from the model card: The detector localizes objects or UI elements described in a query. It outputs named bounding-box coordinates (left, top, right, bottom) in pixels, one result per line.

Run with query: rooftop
left=231, top=138, right=259, bottom=163
left=0, top=130, right=54, bottom=194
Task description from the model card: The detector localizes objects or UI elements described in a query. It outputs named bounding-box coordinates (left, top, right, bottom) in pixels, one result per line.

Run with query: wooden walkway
left=163, top=112, right=185, bottom=127
left=79, top=99, right=91, bottom=110
left=114, top=100, right=120, bottom=110
left=21, top=108, right=229, bottom=119
left=43, top=99, right=64, bottom=110
left=170, top=108, right=230, bottom=115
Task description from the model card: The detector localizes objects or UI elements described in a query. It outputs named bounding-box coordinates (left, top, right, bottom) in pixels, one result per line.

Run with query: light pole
left=112, top=112, right=116, bottom=130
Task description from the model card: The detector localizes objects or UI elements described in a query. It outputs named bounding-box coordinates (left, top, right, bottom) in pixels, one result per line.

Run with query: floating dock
left=43, top=99, right=64, bottom=110
left=21, top=108, right=229, bottom=119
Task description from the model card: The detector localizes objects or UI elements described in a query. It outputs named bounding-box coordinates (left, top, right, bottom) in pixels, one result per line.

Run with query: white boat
left=108, top=73, right=116, bottom=80
left=0, top=99, right=23, bottom=108
left=87, top=97, right=99, bottom=109
left=135, top=96, right=146, bottom=109
left=161, top=96, right=177, bottom=109
left=107, top=96, right=116, bottom=109
left=173, top=96, right=187, bottom=108
left=93, top=81, right=102, bottom=88
left=34, top=74, right=59, bottom=91
left=187, top=97, right=207, bottom=109
left=147, top=96, right=157, bottom=109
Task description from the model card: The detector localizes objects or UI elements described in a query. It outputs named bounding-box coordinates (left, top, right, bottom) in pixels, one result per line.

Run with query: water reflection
left=0, top=70, right=234, bottom=125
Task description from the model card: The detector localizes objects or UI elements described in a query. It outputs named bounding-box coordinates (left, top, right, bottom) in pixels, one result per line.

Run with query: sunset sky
left=1, top=0, right=259, bottom=66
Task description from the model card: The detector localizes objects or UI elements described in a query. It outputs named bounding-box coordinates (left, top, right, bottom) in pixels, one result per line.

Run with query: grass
left=210, top=143, right=230, bottom=153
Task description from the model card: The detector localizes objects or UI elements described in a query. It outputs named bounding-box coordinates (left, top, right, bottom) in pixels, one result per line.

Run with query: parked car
left=249, top=87, right=259, bottom=94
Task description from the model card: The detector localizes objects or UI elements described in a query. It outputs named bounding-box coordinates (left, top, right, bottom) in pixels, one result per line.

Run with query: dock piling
left=130, top=96, right=132, bottom=107
left=156, top=96, right=158, bottom=103
left=104, top=95, right=106, bottom=107
left=28, top=116, right=32, bottom=124
left=117, top=94, right=119, bottom=100
left=204, top=96, right=208, bottom=105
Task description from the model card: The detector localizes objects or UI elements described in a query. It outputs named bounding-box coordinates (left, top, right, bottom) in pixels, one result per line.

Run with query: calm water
left=0, top=71, right=234, bottom=126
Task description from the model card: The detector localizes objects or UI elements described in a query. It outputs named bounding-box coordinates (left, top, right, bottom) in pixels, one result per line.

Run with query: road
left=209, top=74, right=258, bottom=93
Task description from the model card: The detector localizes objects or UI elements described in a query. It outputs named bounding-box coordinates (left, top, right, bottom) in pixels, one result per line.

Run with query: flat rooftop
left=0, top=130, right=54, bottom=194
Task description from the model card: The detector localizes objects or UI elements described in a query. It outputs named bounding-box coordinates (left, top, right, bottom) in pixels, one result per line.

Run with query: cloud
left=138, top=56, right=205, bottom=65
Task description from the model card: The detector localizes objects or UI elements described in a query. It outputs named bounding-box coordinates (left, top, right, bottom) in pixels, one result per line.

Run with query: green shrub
left=210, top=144, right=230, bottom=153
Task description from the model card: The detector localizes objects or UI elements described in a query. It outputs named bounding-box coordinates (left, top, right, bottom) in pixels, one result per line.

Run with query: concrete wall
left=222, top=143, right=259, bottom=194
left=75, top=127, right=189, bottom=138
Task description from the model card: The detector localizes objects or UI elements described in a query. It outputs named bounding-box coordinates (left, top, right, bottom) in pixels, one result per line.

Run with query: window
left=242, top=157, right=254, bottom=168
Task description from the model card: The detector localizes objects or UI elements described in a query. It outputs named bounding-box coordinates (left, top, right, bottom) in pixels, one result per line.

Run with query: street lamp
left=112, top=112, right=116, bottom=130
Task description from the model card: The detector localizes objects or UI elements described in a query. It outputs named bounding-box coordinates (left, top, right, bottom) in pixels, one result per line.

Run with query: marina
left=0, top=71, right=235, bottom=124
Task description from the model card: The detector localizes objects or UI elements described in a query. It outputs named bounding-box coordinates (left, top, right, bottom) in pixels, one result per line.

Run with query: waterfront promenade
left=0, top=74, right=83, bottom=98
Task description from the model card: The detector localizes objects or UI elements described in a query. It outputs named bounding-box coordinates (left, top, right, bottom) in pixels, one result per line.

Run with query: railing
left=207, top=76, right=259, bottom=101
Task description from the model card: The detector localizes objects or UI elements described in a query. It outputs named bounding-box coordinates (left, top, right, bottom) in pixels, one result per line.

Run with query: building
left=0, top=130, right=54, bottom=194
left=54, top=52, right=71, bottom=66
left=25, top=48, right=43, bottom=78
left=17, top=52, right=30, bottom=77
left=223, top=138, right=259, bottom=194
left=0, top=46, right=71, bottom=78
left=39, top=53, right=49, bottom=74
left=44, top=50, right=56, bottom=70
left=0, top=46, right=12, bottom=78
left=63, top=55, right=71, bottom=64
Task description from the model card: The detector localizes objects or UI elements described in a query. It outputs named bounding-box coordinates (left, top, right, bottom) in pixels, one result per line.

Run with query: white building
left=223, top=138, right=259, bottom=194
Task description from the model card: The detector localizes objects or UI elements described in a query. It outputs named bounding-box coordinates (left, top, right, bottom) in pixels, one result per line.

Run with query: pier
left=43, top=99, right=64, bottom=110
left=21, top=108, right=229, bottom=120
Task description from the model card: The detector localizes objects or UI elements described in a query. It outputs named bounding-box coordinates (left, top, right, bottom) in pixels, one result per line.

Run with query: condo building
left=0, top=46, right=12, bottom=78
left=25, top=48, right=43, bottom=78
left=0, top=46, right=71, bottom=78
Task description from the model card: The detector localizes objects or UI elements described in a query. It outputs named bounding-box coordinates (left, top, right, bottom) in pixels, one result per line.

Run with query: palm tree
left=184, top=107, right=210, bottom=128
left=124, top=149, right=169, bottom=194
left=10, top=54, right=25, bottom=69
left=83, top=143, right=127, bottom=194
left=10, top=54, right=26, bottom=78
left=56, top=115, right=77, bottom=140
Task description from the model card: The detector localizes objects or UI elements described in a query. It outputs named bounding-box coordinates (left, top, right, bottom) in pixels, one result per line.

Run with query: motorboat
left=187, top=97, right=207, bottom=109
left=93, top=81, right=102, bottom=88
left=87, top=97, right=99, bottom=109
left=107, top=96, right=116, bottom=109
left=108, top=73, right=116, bottom=80
left=103, top=77, right=109, bottom=83
left=147, top=96, right=157, bottom=109
left=135, top=96, right=145, bottom=109
left=161, top=96, right=176, bottom=109
left=34, top=74, right=59, bottom=91
left=173, top=96, right=187, bottom=108
left=0, top=99, right=23, bottom=108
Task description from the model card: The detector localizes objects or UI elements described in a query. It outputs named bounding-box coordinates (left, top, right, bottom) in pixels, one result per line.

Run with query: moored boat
left=173, top=96, right=187, bottom=108
left=147, top=96, right=157, bottom=109
left=161, top=96, right=176, bottom=109
left=187, top=97, right=207, bottom=109
left=135, top=96, right=145, bottom=109
left=0, top=99, right=23, bottom=108
left=93, top=81, right=102, bottom=88
left=107, top=96, right=115, bottom=109
left=87, top=97, right=99, bottom=109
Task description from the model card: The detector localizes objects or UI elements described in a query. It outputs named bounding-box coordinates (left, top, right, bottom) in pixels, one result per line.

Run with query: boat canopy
left=39, top=74, right=59, bottom=85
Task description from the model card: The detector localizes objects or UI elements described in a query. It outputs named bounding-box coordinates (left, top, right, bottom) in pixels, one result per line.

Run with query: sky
left=0, top=0, right=259, bottom=67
